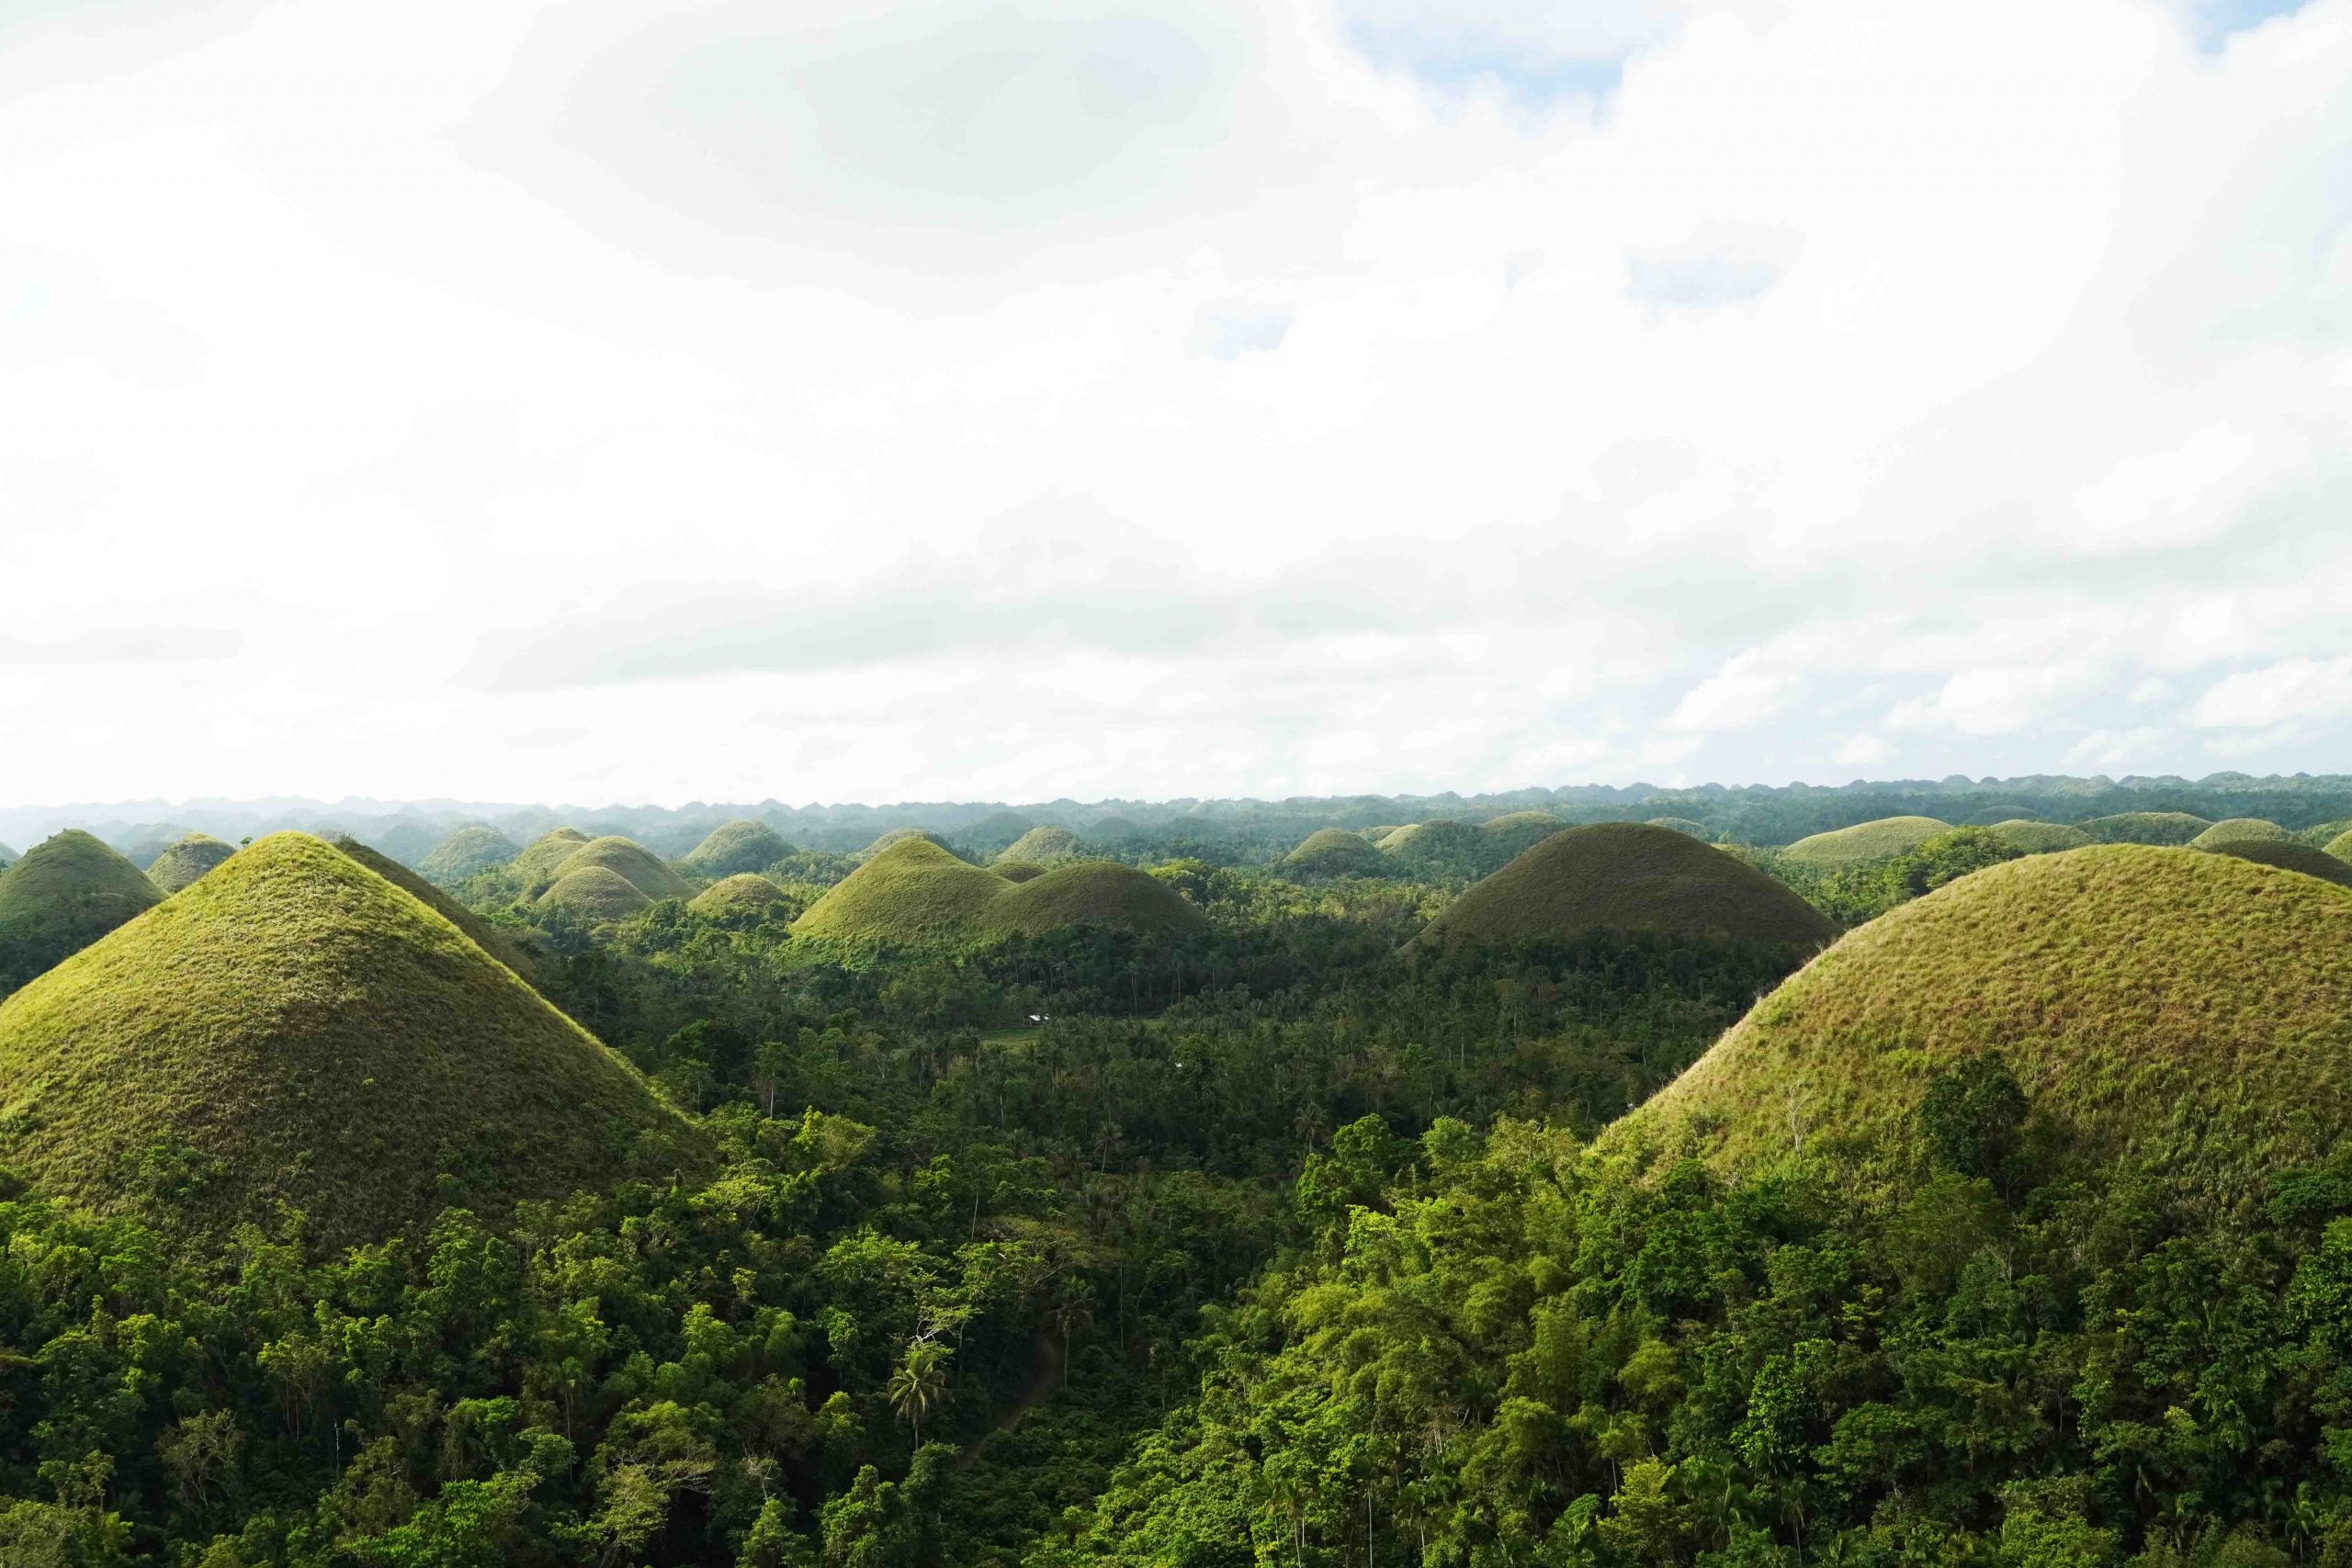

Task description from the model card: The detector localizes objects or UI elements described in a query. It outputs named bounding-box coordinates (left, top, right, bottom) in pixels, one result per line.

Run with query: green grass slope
left=680, top=819, right=793, bottom=879
left=333, top=838, right=537, bottom=982
left=2076, top=810, right=2211, bottom=845
left=1984, top=819, right=2094, bottom=853
left=548, top=837, right=693, bottom=899
left=1480, top=810, right=1563, bottom=832
left=1283, top=828, right=1388, bottom=875
left=0, top=833, right=706, bottom=1247
left=2188, top=816, right=2292, bottom=849
left=687, top=874, right=788, bottom=919
left=1645, top=817, right=1714, bottom=840
left=996, top=826, right=1084, bottom=864
left=537, top=866, right=654, bottom=920
left=2328, top=829, right=2352, bottom=864
left=1613, top=846, right=2352, bottom=1218
left=419, top=826, right=521, bottom=884
left=1414, top=822, right=1836, bottom=951
left=514, top=828, right=593, bottom=881
left=793, top=838, right=1005, bottom=942
left=147, top=833, right=235, bottom=895
left=980, top=863, right=1209, bottom=937
left=2200, top=838, right=2352, bottom=889
left=1781, top=816, right=1951, bottom=867
left=0, top=831, right=164, bottom=995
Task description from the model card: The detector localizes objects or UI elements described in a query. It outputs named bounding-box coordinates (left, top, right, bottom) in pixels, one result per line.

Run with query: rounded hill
left=515, top=827, right=594, bottom=881
left=0, top=834, right=706, bottom=1247
left=861, top=828, right=949, bottom=861
left=997, top=826, right=1084, bottom=864
left=2327, top=829, right=2352, bottom=864
left=0, top=831, right=164, bottom=996
left=1480, top=810, right=1563, bottom=832
left=1613, top=846, right=2352, bottom=1216
left=981, top=863, right=1209, bottom=938
left=548, top=837, right=693, bottom=899
left=1283, top=829, right=1387, bottom=876
left=1412, top=822, right=1836, bottom=952
left=2188, top=817, right=2291, bottom=849
left=147, top=833, right=235, bottom=894
left=1983, top=819, right=2093, bottom=854
left=1645, top=817, right=1714, bottom=840
left=2076, top=811, right=2210, bottom=845
left=680, top=819, right=793, bottom=879
left=794, top=838, right=1005, bottom=942
left=333, top=838, right=537, bottom=982
left=538, top=865, right=654, bottom=920
left=420, top=826, right=521, bottom=884
left=1781, top=816, right=1951, bottom=867
left=2200, top=838, right=2352, bottom=890
left=688, top=874, right=789, bottom=920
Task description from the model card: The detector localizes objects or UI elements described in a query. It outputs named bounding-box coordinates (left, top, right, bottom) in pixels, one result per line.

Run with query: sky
left=1, top=0, right=2346, bottom=807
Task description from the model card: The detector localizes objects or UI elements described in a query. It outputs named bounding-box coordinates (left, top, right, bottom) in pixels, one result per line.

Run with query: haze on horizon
left=4, top=0, right=2347, bottom=807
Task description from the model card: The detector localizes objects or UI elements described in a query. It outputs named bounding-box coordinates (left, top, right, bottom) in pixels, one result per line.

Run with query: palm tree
left=887, top=1337, right=951, bottom=1448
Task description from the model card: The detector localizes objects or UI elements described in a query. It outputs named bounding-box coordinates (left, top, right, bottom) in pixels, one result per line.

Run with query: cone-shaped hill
left=1413, top=822, right=1836, bottom=953
left=680, top=819, right=793, bottom=879
left=548, top=837, right=693, bottom=899
left=1610, top=846, right=2352, bottom=1219
left=420, top=826, right=521, bottom=884
left=981, top=863, right=1210, bottom=937
left=2188, top=817, right=2291, bottom=849
left=0, top=830, right=164, bottom=995
left=795, top=838, right=1006, bottom=942
left=2200, top=838, right=2352, bottom=890
left=0, top=834, right=707, bottom=1247
left=688, top=874, right=789, bottom=920
left=997, top=826, right=1083, bottom=864
left=2077, top=811, right=2210, bottom=845
left=539, top=865, right=654, bottom=920
left=1781, top=816, right=1951, bottom=867
left=333, top=838, right=537, bottom=981
left=1984, top=819, right=2094, bottom=854
left=515, top=827, right=593, bottom=881
left=1283, top=829, right=1387, bottom=876
left=148, top=832, right=236, bottom=894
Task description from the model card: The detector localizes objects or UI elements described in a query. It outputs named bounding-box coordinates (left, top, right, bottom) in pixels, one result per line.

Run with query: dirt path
left=955, top=1328, right=1063, bottom=1470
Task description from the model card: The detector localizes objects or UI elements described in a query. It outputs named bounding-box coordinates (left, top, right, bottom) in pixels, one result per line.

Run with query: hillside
left=996, top=825, right=1084, bottom=864
left=0, top=833, right=707, bottom=1247
left=2201, top=837, right=2352, bottom=889
left=1283, top=828, right=1387, bottom=875
left=0, top=830, right=164, bottom=995
left=2076, top=810, right=2211, bottom=844
left=2329, top=828, right=2352, bottom=863
left=981, top=862, right=1209, bottom=937
left=146, top=832, right=235, bottom=894
left=538, top=864, right=654, bottom=920
left=418, top=825, right=521, bottom=883
left=1983, top=818, right=2094, bottom=853
left=547, top=836, right=693, bottom=899
left=794, top=838, right=1007, bottom=942
left=333, top=837, right=538, bottom=981
left=514, top=827, right=593, bottom=881
left=2188, top=816, right=2291, bottom=848
left=1644, top=817, right=1713, bottom=840
left=1780, top=815, right=1951, bottom=867
left=1614, top=845, right=2352, bottom=1218
left=1413, top=822, right=1836, bottom=951
left=680, top=819, right=794, bottom=878
left=687, top=873, right=789, bottom=919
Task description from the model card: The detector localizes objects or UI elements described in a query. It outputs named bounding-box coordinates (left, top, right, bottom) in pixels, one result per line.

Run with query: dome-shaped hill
left=680, top=819, right=793, bottom=879
left=1984, top=819, right=2094, bottom=853
left=794, top=838, right=1004, bottom=942
left=0, top=834, right=707, bottom=1247
left=548, top=837, right=693, bottom=900
left=1283, top=829, right=1387, bottom=876
left=147, top=832, right=235, bottom=894
left=0, top=831, right=164, bottom=995
left=997, top=826, right=1084, bottom=864
left=419, top=825, right=521, bottom=884
left=333, top=838, right=537, bottom=982
left=2076, top=811, right=2210, bottom=845
left=688, top=874, right=789, bottom=920
left=981, top=862, right=1209, bottom=938
left=995, top=863, right=1046, bottom=884
left=1781, top=816, right=1951, bottom=867
left=1480, top=810, right=1563, bottom=832
left=1611, top=847, right=2352, bottom=1217
left=2301, top=817, right=2352, bottom=849
left=1645, top=817, right=1713, bottom=840
left=1088, top=815, right=1142, bottom=840
left=538, top=865, right=654, bottom=920
left=2200, top=838, right=2352, bottom=890
left=860, top=828, right=949, bottom=862
left=2327, top=829, right=2352, bottom=864
left=515, top=827, right=593, bottom=881
left=1413, top=822, right=1836, bottom=952
left=2188, top=817, right=2291, bottom=849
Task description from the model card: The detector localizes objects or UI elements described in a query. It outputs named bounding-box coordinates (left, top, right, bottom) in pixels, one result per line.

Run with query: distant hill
left=1413, top=822, right=1835, bottom=951
left=2188, top=817, right=2291, bottom=849
left=2328, top=829, right=2352, bottom=863
left=419, top=825, right=521, bottom=884
left=981, top=863, right=1209, bottom=937
left=147, top=832, right=236, bottom=894
left=332, top=837, right=538, bottom=982
left=996, top=826, right=1084, bottom=865
left=860, top=828, right=951, bottom=861
left=0, top=833, right=706, bottom=1247
left=1283, top=829, right=1387, bottom=876
left=1644, top=817, right=1713, bottom=840
left=1480, top=810, right=1562, bottom=832
left=795, top=838, right=1006, bottom=942
left=538, top=865, right=654, bottom=920
left=687, top=874, right=789, bottom=920
left=965, top=810, right=1037, bottom=849
left=2076, top=811, right=2211, bottom=845
left=0, top=831, right=164, bottom=996
left=1781, top=816, right=1951, bottom=868
left=2200, top=837, right=2352, bottom=889
left=547, top=836, right=693, bottom=900
left=514, top=827, right=594, bottom=882
left=679, top=819, right=794, bottom=879
left=1983, top=819, right=2093, bottom=854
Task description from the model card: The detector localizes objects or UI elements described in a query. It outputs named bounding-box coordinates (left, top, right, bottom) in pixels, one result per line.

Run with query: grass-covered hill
left=1480, top=809, right=1562, bottom=832
left=1616, top=845, right=2352, bottom=1217
left=0, top=833, right=707, bottom=1247
left=1644, top=816, right=1714, bottom=840
left=686, top=873, right=789, bottom=920
left=2329, top=828, right=2352, bottom=863
left=2189, top=816, right=2291, bottom=848
left=1780, top=815, right=1951, bottom=867
left=1413, top=821, right=1837, bottom=951
left=2076, top=809, right=2211, bottom=844
left=145, top=831, right=235, bottom=894
left=679, top=818, right=793, bottom=879
left=547, top=835, right=693, bottom=899
left=995, top=863, right=1046, bottom=884
left=0, top=830, right=164, bottom=995
left=537, top=864, right=654, bottom=920
left=860, top=827, right=951, bottom=861
left=1984, top=818, right=2094, bottom=853
left=332, top=837, right=538, bottom=981
left=795, top=837, right=1008, bottom=941
left=418, top=824, right=521, bottom=884
left=996, top=825, right=1084, bottom=864
left=2201, top=837, right=2352, bottom=889
left=514, top=826, right=593, bottom=881
left=980, top=862, right=1210, bottom=938
left=1283, top=828, right=1387, bottom=875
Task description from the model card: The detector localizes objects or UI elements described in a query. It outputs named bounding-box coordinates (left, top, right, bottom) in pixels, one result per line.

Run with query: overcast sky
left=2, top=0, right=2346, bottom=807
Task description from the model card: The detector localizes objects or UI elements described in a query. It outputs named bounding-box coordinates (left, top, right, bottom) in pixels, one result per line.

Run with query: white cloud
left=2190, top=656, right=2352, bottom=728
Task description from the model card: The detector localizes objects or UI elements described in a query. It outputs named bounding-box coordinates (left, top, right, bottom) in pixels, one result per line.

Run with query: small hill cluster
left=794, top=839, right=1204, bottom=942
left=0, top=830, right=164, bottom=995
left=1780, top=816, right=1951, bottom=868
left=419, top=825, right=521, bottom=883
left=680, top=819, right=794, bottom=878
left=514, top=829, right=698, bottom=920
left=147, top=832, right=236, bottom=894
